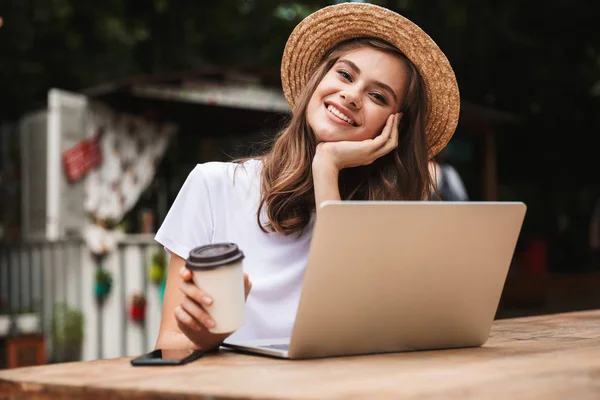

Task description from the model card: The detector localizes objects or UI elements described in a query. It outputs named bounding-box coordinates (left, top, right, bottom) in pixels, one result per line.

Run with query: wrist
left=156, top=329, right=228, bottom=352
left=313, top=147, right=340, bottom=174
left=312, top=157, right=340, bottom=178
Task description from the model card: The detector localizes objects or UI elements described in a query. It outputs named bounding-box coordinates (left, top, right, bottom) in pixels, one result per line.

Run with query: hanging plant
left=159, top=276, right=167, bottom=306
left=149, top=251, right=167, bottom=285
left=129, top=293, right=146, bottom=323
left=95, top=269, right=113, bottom=301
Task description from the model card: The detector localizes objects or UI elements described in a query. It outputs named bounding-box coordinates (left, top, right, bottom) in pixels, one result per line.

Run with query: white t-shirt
left=155, top=159, right=314, bottom=341
left=430, top=162, right=469, bottom=201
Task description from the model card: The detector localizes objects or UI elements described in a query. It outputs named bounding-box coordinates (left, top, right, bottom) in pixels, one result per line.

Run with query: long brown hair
left=255, top=38, right=432, bottom=235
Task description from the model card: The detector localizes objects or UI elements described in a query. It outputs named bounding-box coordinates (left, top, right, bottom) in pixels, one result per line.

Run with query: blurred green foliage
left=0, top=0, right=599, bottom=182
left=51, top=302, right=84, bottom=362
left=0, top=0, right=324, bottom=118
left=52, top=302, right=84, bottom=346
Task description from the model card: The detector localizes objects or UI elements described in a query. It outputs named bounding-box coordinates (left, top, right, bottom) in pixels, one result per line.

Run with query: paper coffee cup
left=185, top=243, right=245, bottom=334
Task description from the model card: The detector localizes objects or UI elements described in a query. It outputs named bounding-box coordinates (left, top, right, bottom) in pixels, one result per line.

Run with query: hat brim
left=281, top=3, right=460, bottom=159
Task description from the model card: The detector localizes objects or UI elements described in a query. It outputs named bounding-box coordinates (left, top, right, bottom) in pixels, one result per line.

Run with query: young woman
left=154, top=3, right=460, bottom=351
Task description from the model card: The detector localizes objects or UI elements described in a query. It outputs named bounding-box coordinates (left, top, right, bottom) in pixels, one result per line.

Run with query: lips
left=325, top=103, right=357, bottom=126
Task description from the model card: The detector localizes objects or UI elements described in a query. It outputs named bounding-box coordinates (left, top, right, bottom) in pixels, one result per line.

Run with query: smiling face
left=306, top=46, right=410, bottom=143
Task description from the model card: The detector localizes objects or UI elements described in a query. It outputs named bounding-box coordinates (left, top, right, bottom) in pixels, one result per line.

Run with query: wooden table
left=1, top=310, right=600, bottom=399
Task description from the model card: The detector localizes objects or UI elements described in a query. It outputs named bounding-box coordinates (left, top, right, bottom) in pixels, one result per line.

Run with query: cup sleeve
left=154, top=165, right=214, bottom=260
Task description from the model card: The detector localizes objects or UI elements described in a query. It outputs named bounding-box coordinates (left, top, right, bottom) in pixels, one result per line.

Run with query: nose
left=340, top=88, right=361, bottom=109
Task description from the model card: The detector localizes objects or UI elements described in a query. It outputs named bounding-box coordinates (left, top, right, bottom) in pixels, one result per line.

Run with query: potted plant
left=0, top=313, right=9, bottom=336
left=16, top=309, right=41, bottom=334
left=0, top=297, right=9, bottom=336
left=52, top=303, right=85, bottom=363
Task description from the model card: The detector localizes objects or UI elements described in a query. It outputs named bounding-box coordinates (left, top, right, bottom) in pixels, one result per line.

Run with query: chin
left=313, top=130, right=341, bottom=143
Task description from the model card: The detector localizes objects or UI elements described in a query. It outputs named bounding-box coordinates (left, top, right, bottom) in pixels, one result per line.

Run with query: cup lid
left=186, top=243, right=244, bottom=270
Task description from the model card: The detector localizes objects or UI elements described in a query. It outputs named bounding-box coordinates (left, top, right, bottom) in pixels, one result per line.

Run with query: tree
left=1, top=0, right=599, bottom=182
left=0, top=0, right=327, bottom=119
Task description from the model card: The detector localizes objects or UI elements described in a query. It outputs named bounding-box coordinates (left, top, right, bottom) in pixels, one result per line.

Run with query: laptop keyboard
left=260, top=344, right=289, bottom=351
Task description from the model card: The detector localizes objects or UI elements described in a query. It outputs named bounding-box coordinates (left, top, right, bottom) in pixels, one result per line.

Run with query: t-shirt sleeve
left=444, top=165, right=469, bottom=201
left=155, top=165, right=214, bottom=259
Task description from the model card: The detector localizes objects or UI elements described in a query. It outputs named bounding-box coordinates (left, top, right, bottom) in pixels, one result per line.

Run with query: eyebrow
left=338, top=59, right=398, bottom=104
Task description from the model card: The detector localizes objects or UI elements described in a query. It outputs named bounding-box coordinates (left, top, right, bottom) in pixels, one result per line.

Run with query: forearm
left=155, top=328, right=229, bottom=351
left=155, top=329, right=199, bottom=350
left=156, top=254, right=230, bottom=351
left=312, top=155, right=341, bottom=210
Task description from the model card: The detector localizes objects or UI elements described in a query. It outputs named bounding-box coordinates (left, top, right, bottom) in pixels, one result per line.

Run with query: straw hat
left=281, top=2, right=460, bottom=158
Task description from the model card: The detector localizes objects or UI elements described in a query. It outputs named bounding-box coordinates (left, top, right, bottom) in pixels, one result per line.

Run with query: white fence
left=0, top=234, right=165, bottom=363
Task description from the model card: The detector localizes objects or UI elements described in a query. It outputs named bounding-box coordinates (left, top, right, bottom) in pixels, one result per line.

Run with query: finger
left=373, top=113, right=395, bottom=146
left=179, top=266, right=193, bottom=281
left=366, top=114, right=395, bottom=156
left=179, top=281, right=213, bottom=306
left=390, top=113, right=402, bottom=147
left=175, top=305, right=205, bottom=332
left=373, top=114, right=402, bottom=160
left=181, top=298, right=216, bottom=329
left=383, top=113, right=400, bottom=147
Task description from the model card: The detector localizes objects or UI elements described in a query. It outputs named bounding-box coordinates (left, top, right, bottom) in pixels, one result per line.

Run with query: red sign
left=62, top=136, right=102, bottom=182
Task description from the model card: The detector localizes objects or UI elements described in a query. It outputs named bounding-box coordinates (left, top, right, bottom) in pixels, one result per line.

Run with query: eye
left=370, top=92, right=387, bottom=105
left=337, top=70, right=352, bottom=82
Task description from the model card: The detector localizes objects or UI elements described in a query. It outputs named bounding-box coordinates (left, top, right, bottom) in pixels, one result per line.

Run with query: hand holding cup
left=175, top=244, right=251, bottom=335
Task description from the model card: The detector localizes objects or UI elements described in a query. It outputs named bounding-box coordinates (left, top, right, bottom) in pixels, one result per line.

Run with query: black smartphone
left=130, top=349, right=205, bottom=366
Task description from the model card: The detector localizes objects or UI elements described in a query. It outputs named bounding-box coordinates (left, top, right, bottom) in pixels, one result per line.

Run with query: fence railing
left=0, top=235, right=164, bottom=364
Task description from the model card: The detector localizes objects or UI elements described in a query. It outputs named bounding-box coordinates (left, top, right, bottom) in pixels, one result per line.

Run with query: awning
left=130, top=80, right=290, bottom=113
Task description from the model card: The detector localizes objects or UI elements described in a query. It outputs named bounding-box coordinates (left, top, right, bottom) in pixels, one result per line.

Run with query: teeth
left=327, top=105, right=356, bottom=126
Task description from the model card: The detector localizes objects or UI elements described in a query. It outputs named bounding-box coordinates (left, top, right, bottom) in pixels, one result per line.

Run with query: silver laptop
left=222, top=201, right=526, bottom=359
